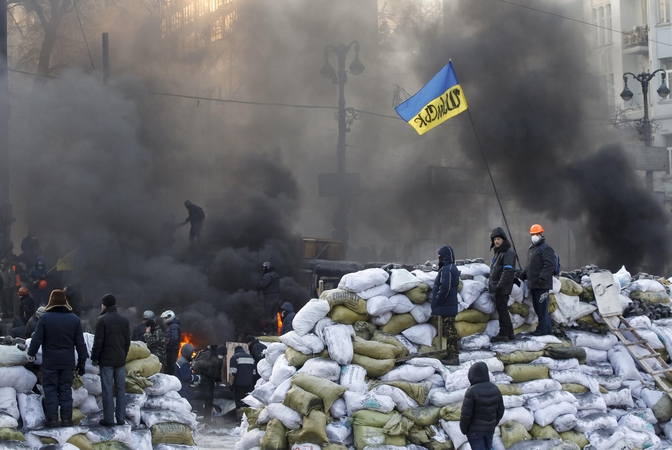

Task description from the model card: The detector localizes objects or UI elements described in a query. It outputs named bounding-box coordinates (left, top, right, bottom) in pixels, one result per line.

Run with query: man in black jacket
left=229, top=345, right=257, bottom=421
left=257, top=262, right=280, bottom=334
left=131, top=310, right=154, bottom=342
left=91, top=294, right=131, bottom=427
left=489, top=228, right=517, bottom=343
left=460, top=361, right=504, bottom=450
left=181, top=200, right=205, bottom=243
left=431, top=245, right=460, bottom=365
left=27, top=290, right=88, bottom=428
left=520, top=224, right=556, bottom=336
left=245, top=335, right=265, bottom=383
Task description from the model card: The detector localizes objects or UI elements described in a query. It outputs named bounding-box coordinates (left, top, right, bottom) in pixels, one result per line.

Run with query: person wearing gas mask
left=257, top=262, right=280, bottom=334
left=431, top=245, right=460, bottom=366
left=132, top=310, right=155, bottom=342
left=519, top=224, right=557, bottom=336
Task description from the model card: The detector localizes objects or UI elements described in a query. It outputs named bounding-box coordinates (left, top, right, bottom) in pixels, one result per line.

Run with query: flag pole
left=465, top=109, right=521, bottom=268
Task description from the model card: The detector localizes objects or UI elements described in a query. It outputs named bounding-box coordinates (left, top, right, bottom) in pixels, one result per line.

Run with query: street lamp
left=320, top=41, right=364, bottom=248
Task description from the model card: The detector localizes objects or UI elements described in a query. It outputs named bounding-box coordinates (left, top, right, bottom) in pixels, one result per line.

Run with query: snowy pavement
left=195, top=431, right=241, bottom=449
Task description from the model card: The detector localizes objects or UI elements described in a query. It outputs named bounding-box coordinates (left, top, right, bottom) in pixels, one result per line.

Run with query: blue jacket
left=230, top=346, right=256, bottom=387
left=280, top=302, right=295, bottom=335
left=431, top=246, right=460, bottom=317
left=165, top=318, right=181, bottom=350
left=28, top=306, right=88, bottom=370
left=175, top=344, right=200, bottom=399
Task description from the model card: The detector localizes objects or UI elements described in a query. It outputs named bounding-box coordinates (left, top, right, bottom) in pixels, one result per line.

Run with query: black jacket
left=131, top=322, right=146, bottom=342
left=523, top=237, right=556, bottom=290
left=9, top=316, right=27, bottom=339
left=26, top=314, right=39, bottom=338
left=258, top=270, right=280, bottom=295
left=185, top=204, right=205, bottom=223
left=165, top=318, right=181, bottom=350
left=230, top=346, right=256, bottom=387
left=460, top=362, right=504, bottom=435
left=19, top=295, right=35, bottom=325
left=431, top=246, right=460, bottom=317
left=91, top=305, right=131, bottom=367
left=280, top=302, right=295, bottom=335
left=28, top=306, right=88, bottom=370
left=489, top=228, right=517, bottom=296
left=248, top=339, right=266, bottom=364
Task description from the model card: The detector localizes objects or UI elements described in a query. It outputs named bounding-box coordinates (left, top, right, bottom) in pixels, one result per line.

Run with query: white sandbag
left=251, top=381, right=276, bottom=405
left=279, top=332, right=325, bottom=355
left=359, top=283, right=394, bottom=300
left=71, top=387, right=88, bottom=409
left=370, top=384, right=418, bottom=412
left=440, top=420, right=468, bottom=449
left=530, top=357, right=579, bottom=371
left=234, top=428, right=265, bottom=450
left=600, top=387, right=634, bottom=408
left=459, top=334, right=491, bottom=350
left=490, top=339, right=547, bottom=354
left=628, top=279, right=666, bottom=292
left=130, top=429, right=153, bottom=450
left=443, top=369, right=471, bottom=392
left=17, top=392, right=45, bottom=430
left=339, top=269, right=389, bottom=293
left=484, top=320, right=500, bottom=337
left=584, top=427, right=628, bottom=450
left=583, top=347, right=608, bottom=363
left=472, top=291, right=496, bottom=314
left=550, top=369, right=600, bottom=394
left=31, top=426, right=89, bottom=444
left=340, top=364, right=367, bottom=393
left=379, top=365, right=435, bottom=383
left=402, top=324, right=437, bottom=347
left=460, top=351, right=496, bottom=363
left=614, top=266, right=631, bottom=287
left=298, top=358, right=341, bottom=382
left=534, top=401, right=578, bottom=427
left=551, top=414, right=577, bottom=433
left=0, top=366, right=37, bottom=393
left=578, top=361, right=614, bottom=376
left=566, top=330, right=618, bottom=351
left=574, top=413, right=618, bottom=433
left=459, top=357, right=504, bottom=374
left=459, top=263, right=490, bottom=277
left=412, top=269, right=438, bottom=283
left=269, top=355, right=297, bottom=387
left=508, top=313, right=524, bottom=329
left=257, top=358, right=273, bottom=381
left=367, top=296, right=395, bottom=316
left=618, top=413, right=655, bottom=433
left=242, top=395, right=264, bottom=409
left=510, top=283, right=524, bottom=303
left=525, top=390, right=577, bottom=411
left=551, top=277, right=561, bottom=294
left=125, top=392, right=145, bottom=429
left=626, top=315, right=652, bottom=329
left=410, top=302, right=432, bottom=324
left=82, top=373, right=102, bottom=396
left=395, top=335, right=419, bottom=355
left=343, top=390, right=394, bottom=415
left=389, top=294, right=415, bottom=314
left=84, top=358, right=98, bottom=374
left=429, top=388, right=467, bottom=406
left=141, top=409, right=198, bottom=431
left=144, top=393, right=192, bottom=416
left=268, top=377, right=292, bottom=404
left=293, top=298, right=331, bottom=336
left=390, top=269, right=421, bottom=292
left=0, top=412, right=18, bottom=428
left=493, top=373, right=513, bottom=384
left=145, top=373, right=182, bottom=396
left=499, top=406, right=534, bottom=430
left=330, top=397, right=347, bottom=418
left=326, top=417, right=353, bottom=445
left=503, top=395, right=525, bottom=409
left=574, top=393, right=607, bottom=411
left=406, top=357, right=444, bottom=372
left=79, top=394, right=100, bottom=414
left=0, top=387, right=18, bottom=419
left=313, top=318, right=335, bottom=341
left=640, top=387, right=665, bottom=408
left=371, top=312, right=393, bottom=326
left=607, top=344, right=641, bottom=380
left=459, top=280, right=487, bottom=308
left=264, top=343, right=288, bottom=366
left=594, top=375, right=621, bottom=391
left=263, top=402, right=302, bottom=430
left=428, top=373, right=445, bottom=388
left=323, top=324, right=354, bottom=365
left=0, top=345, right=27, bottom=367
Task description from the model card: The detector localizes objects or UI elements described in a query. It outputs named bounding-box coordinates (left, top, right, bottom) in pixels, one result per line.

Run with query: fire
left=179, top=333, right=195, bottom=354
left=277, top=312, right=282, bottom=336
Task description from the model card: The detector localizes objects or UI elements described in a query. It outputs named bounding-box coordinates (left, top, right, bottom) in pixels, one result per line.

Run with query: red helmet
left=18, top=287, right=29, bottom=296
left=38, top=279, right=48, bottom=290
left=529, top=224, right=545, bottom=235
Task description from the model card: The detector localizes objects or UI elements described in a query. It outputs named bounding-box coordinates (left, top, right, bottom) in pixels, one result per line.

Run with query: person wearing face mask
left=143, top=318, right=166, bottom=367
left=431, top=245, right=461, bottom=365
left=520, top=224, right=556, bottom=336
left=489, top=228, right=517, bottom=343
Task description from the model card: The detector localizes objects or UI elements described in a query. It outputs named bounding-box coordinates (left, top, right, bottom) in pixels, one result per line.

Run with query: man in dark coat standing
left=91, top=294, right=131, bottom=427
left=181, top=200, right=205, bottom=243
left=160, top=310, right=181, bottom=375
left=26, top=306, right=45, bottom=338
left=27, top=290, right=87, bottom=428
left=257, top=262, right=280, bottom=334
left=229, top=345, right=257, bottom=421
left=245, top=335, right=265, bottom=383
left=18, top=287, right=35, bottom=325
left=489, top=227, right=517, bottom=343
left=175, top=343, right=201, bottom=409
left=131, top=310, right=154, bottom=342
left=460, top=361, right=505, bottom=450
left=520, top=224, right=557, bottom=336
left=279, top=302, right=295, bottom=335
left=431, top=245, right=460, bottom=365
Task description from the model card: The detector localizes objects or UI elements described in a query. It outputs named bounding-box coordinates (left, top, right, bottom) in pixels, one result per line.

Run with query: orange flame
left=277, top=312, right=282, bottom=336
left=179, top=333, right=195, bottom=354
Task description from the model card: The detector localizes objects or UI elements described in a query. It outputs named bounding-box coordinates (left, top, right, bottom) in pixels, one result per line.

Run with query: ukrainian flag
left=395, top=61, right=468, bottom=135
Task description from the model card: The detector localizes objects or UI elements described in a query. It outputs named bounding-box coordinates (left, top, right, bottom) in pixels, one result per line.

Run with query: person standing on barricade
left=431, top=245, right=460, bottom=366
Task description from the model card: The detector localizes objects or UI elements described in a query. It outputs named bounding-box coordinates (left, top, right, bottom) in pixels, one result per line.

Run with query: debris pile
left=0, top=334, right=197, bottom=450
left=236, top=264, right=672, bottom=450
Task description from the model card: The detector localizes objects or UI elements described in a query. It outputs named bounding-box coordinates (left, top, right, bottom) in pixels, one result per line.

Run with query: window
left=660, top=0, right=670, bottom=24
left=592, top=5, right=612, bottom=46
left=605, top=4, right=612, bottom=43
left=211, top=0, right=223, bottom=11
left=224, top=11, right=236, bottom=32
left=184, top=3, right=195, bottom=24
left=211, top=18, right=223, bottom=42
left=196, top=0, right=208, bottom=16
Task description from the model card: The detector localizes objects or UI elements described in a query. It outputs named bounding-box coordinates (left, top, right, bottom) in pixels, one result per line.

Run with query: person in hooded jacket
left=431, top=245, right=460, bottom=365
left=245, top=335, right=265, bottom=383
left=279, top=302, right=295, bottom=335
left=229, top=345, right=256, bottom=420
left=460, top=361, right=505, bottom=450
left=27, top=290, right=88, bottom=428
left=520, top=224, right=556, bottom=336
left=18, top=287, right=35, bottom=325
left=161, top=310, right=181, bottom=375
left=489, top=227, right=517, bottom=343
left=257, top=262, right=280, bottom=334
left=175, top=343, right=201, bottom=404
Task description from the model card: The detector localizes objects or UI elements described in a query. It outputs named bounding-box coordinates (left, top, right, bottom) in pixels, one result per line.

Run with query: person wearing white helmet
left=161, top=310, right=181, bottom=375
left=131, top=310, right=155, bottom=342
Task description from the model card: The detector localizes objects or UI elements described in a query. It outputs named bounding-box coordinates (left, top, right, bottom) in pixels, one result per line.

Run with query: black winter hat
left=101, top=293, right=116, bottom=306
left=216, top=345, right=227, bottom=356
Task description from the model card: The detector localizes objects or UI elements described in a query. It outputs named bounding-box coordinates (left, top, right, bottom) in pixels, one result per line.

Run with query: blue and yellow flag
left=395, top=61, right=468, bottom=135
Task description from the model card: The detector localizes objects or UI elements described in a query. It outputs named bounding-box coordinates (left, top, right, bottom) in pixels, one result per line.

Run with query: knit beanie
left=101, top=293, right=116, bottom=307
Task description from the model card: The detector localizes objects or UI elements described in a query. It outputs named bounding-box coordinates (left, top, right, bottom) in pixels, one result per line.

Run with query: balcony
left=623, top=25, right=649, bottom=55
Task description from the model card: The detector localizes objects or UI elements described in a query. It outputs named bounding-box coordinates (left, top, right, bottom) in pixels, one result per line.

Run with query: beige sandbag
left=431, top=336, right=447, bottom=350
left=125, top=371, right=152, bottom=394
left=320, top=288, right=362, bottom=303
left=371, top=331, right=408, bottom=357
left=496, top=351, right=543, bottom=365
left=454, top=321, right=487, bottom=338
left=68, top=434, right=94, bottom=450
left=283, top=385, right=323, bottom=415
left=405, top=283, right=431, bottom=304
left=285, top=347, right=316, bottom=367
left=351, top=410, right=395, bottom=428
left=58, top=408, right=84, bottom=425
left=401, top=406, right=442, bottom=427
left=508, top=303, right=530, bottom=317
left=150, top=422, right=196, bottom=446
left=455, top=309, right=490, bottom=323
left=340, top=298, right=368, bottom=316
left=653, top=392, right=672, bottom=422
left=291, top=373, right=347, bottom=412
left=427, top=439, right=455, bottom=450
left=630, top=290, right=671, bottom=304
left=258, top=336, right=281, bottom=343
left=514, top=323, right=536, bottom=334
left=380, top=314, right=418, bottom=335
left=439, top=402, right=462, bottom=421
left=504, top=364, right=550, bottom=382
left=353, top=336, right=399, bottom=360
left=548, top=294, right=557, bottom=314
left=580, top=286, right=595, bottom=302
left=324, top=444, right=348, bottom=450
left=286, top=410, right=329, bottom=446
left=408, top=424, right=435, bottom=445
left=381, top=381, right=433, bottom=405
left=417, top=345, right=434, bottom=353
left=125, top=354, right=162, bottom=378
left=559, top=277, right=583, bottom=296
left=244, top=407, right=262, bottom=430
left=0, top=427, right=25, bottom=441
left=561, top=383, right=589, bottom=394
left=559, top=430, right=589, bottom=449
left=497, top=384, right=523, bottom=395
left=330, top=305, right=368, bottom=325
left=351, top=353, right=396, bottom=378
left=500, top=421, right=531, bottom=448
left=354, top=321, right=377, bottom=340
left=92, top=443, right=133, bottom=450
left=126, top=341, right=151, bottom=362
left=544, top=346, right=586, bottom=364
left=530, top=423, right=560, bottom=440
left=383, top=413, right=415, bottom=436
left=353, top=425, right=407, bottom=450
left=260, top=418, right=288, bottom=450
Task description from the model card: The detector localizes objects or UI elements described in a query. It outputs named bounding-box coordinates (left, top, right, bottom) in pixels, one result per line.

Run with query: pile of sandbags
left=237, top=264, right=672, bottom=450
left=0, top=334, right=198, bottom=450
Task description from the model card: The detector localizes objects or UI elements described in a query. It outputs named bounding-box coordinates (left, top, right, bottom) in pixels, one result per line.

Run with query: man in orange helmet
left=520, top=224, right=557, bottom=336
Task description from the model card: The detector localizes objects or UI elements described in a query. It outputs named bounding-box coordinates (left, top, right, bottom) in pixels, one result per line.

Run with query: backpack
left=540, top=243, right=561, bottom=275
left=192, top=349, right=220, bottom=380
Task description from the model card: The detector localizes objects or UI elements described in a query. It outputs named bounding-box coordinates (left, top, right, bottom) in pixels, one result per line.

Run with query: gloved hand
left=77, top=365, right=86, bottom=376
left=26, top=355, right=35, bottom=363
left=192, top=375, right=201, bottom=387
left=91, top=360, right=98, bottom=367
